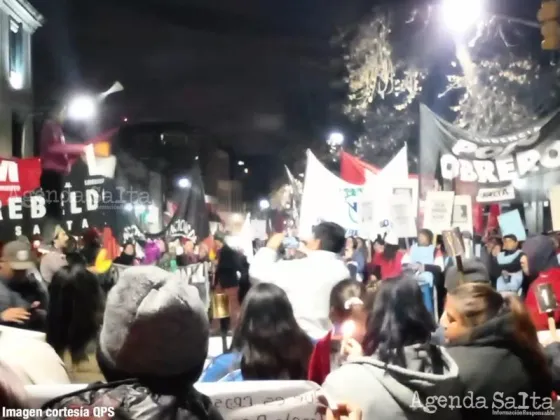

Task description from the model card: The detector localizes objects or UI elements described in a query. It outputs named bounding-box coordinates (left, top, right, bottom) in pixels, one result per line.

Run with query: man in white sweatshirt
left=249, top=222, right=350, bottom=340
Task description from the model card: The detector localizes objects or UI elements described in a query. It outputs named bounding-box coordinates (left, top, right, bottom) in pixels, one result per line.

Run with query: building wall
left=0, top=0, right=42, bottom=158
left=217, top=179, right=243, bottom=213
left=202, top=148, right=230, bottom=197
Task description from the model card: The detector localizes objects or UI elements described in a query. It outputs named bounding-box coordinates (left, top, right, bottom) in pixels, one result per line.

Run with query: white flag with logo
left=298, top=150, right=363, bottom=238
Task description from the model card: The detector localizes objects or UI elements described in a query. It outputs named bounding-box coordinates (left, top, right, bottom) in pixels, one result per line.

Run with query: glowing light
left=244, top=168, right=249, bottom=174
left=67, top=95, right=97, bottom=120
left=238, top=160, right=245, bottom=166
left=342, top=320, right=356, bottom=338
left=9, top=71, right=23, bottom=90
left=440, top=0, right=483, bottom=35
left=327, top=132, right=344, bottom=146
left=259, top=199, right=270, bottom=210
left=124, top=203, right=133, bottom=212
left=178, top=177, right=191, bottom=189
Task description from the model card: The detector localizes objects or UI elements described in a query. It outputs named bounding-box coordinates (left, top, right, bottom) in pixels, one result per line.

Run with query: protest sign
left=422, top=191, right=455, bottom=234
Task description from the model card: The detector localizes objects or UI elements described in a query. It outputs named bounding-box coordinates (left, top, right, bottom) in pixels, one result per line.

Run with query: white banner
left=26, top=381, right=325, bottom=420
left=299, top=150, right=363, bottom=238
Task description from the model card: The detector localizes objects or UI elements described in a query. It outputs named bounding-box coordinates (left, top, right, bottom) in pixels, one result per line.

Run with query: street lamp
left=440, top=0, right=484, bottom=35
left=66, top=95, right=97, bottom=120
left=238, top=160, right=245, bottom=166
left=9, top=71, right=23, bottom=90
left=327, top=131, right=344, bottom=147
left=259, top=199, right=270, bottom=210
left=177, top=177, right=191, bottom=189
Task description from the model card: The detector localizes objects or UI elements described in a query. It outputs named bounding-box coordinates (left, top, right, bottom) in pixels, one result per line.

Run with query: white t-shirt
left=249, top=248, right=350, bottom=339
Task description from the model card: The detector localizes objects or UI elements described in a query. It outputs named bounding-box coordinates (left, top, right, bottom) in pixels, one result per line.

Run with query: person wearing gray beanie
left=40, top=266, right=223, bottom=420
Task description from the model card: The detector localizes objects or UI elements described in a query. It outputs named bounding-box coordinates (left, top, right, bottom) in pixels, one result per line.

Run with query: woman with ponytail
left=442, top=283, right=553, bottom=418
left=307, top=279, right=369, bottom=384
left=322, top=274, right=462, bottom=420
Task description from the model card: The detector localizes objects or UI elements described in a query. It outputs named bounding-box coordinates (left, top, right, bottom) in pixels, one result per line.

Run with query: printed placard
left=423, top=191, right=455, bottom=234
left=451, top=195, right=473, bottom=235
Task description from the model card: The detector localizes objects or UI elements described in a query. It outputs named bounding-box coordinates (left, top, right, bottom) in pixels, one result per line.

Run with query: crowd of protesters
left=1, top=221, right=560, bottom=419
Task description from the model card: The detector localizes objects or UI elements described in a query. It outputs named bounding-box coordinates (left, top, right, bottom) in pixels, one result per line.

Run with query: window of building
left=9, top=19, right=24, bottom=89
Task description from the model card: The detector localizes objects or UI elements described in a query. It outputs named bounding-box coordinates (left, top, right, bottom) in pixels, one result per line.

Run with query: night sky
left=26, top=0, right=544, bottom=200
left=27, top=0, right=374, bottom=199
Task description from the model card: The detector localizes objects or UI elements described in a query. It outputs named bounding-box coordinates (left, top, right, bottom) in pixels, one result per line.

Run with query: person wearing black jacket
left=213, top=232, right=247, bottom=326
left=442, top=282, right=553, bottom=420
left=0, top=241, right=47, bottom=331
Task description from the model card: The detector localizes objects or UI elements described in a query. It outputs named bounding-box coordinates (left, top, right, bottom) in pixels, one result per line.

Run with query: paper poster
left=498, top=209, right=526, bottom=241
left=422, top=191, right=455, bottom=234
left=549, top=185, right=560, bottom=231
left=451, top=195, right=473, bottom=235
left=391, top=194, right=417, bottom=238
left=392, top=178, right=419, bottom=219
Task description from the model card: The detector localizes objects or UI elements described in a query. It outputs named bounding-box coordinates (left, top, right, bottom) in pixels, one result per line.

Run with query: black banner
left=420, top=105, right=560, bottom=202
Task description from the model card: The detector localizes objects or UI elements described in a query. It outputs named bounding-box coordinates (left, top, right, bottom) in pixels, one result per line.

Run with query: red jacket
left=307, top=331, right=332, bottom=384
left=525, top=267, right=560, bottom=330
left=372, top=251, right=404, bottom=280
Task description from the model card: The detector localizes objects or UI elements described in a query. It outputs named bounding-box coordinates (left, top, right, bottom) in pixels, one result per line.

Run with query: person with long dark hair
left=201, top=283, right=313, bottom=382
left=323, top=274, right=462, bottom=420
left=46, top=262, right=104, bottom=382
left=443, top=282, right=554, bottom=418
left=232, top=282, right=313, bottom=380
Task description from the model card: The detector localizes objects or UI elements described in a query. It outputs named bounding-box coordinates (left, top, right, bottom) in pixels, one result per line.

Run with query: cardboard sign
left=423, top=191, right=455, bottom=234
left=498, top=210, right=526, bottom=241
left=442, top=228, right=465, bottom=258
left=536, top=283, right=559, bottom=314
left=451, top=195, right=473, bottom=235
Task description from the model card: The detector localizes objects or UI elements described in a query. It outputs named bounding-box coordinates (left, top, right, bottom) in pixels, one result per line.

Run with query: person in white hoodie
left=323, top=273, right=462, bottom=420
left=249, top=222, right=350, bottom=340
